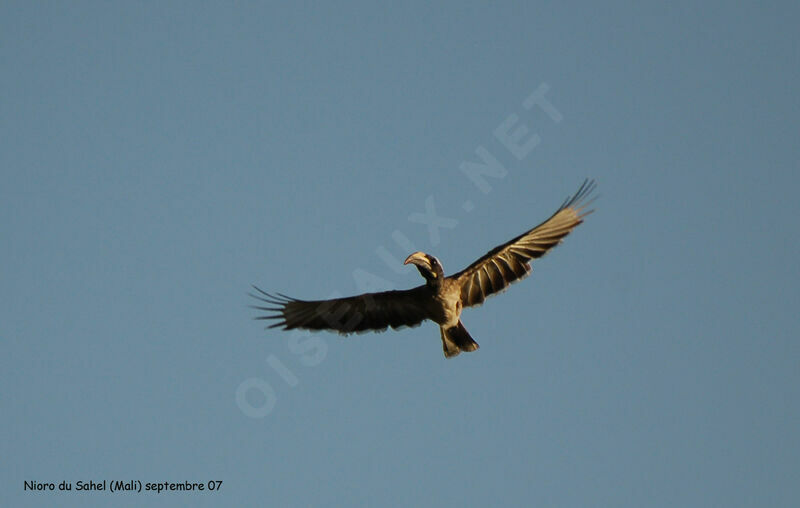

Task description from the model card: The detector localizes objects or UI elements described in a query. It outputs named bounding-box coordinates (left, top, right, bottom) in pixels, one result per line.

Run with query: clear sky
left=2, top=1, right=798, bottom=507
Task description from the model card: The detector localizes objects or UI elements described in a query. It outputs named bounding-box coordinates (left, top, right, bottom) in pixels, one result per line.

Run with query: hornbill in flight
left=252, top=180, right=595, bottom=358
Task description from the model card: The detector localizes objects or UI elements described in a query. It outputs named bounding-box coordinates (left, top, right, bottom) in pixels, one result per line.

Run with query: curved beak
left=404, top=251, right=429, bottom=267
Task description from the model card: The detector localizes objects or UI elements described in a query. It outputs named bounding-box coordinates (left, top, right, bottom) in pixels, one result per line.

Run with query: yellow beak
left=404, top=251, right=429, bottom=266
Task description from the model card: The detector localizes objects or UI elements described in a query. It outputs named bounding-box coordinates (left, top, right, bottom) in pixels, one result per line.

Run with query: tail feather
left=440, top=321, right=479, bottom=358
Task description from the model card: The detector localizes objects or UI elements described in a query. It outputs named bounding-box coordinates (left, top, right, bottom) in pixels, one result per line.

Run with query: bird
left=251, top=179, right=595, bottom=358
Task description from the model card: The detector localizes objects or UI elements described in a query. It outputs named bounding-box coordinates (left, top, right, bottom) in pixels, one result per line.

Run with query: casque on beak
left=404, top=251, right=429, bottom=267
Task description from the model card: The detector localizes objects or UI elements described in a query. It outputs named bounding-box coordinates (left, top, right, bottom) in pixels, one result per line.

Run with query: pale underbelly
left=430, top=297, right=461, bottom=327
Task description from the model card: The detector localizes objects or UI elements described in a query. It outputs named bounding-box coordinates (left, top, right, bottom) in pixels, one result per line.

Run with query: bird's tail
left=440, top=321, right=480, bottom=358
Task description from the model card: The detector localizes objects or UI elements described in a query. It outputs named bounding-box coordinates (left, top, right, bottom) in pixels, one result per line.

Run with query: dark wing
left=450, top=179, right=596, bottom=308
left=250, top=285, right=433, bottom=334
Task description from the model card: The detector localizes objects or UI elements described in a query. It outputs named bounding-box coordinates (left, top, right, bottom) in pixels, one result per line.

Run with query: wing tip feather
left=561, top=178, right=597, bottom=212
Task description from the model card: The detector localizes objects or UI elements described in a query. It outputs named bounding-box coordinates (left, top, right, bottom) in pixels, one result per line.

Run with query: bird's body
left=252, top=180, right=596, bottom=358
left=403, top=255, right=460, bottom=327
left=428, top=279, right=462, bottom=328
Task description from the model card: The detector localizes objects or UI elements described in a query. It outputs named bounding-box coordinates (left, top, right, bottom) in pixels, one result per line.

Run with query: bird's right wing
left=451, top=179, right=596, bottom=308
left=250, top=285, right=433, bottom=334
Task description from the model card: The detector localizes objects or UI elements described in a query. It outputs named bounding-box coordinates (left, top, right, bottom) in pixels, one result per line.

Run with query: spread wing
left=450, top=179, right=596, bottom=308
left=250, top=285, right=433, bottom=334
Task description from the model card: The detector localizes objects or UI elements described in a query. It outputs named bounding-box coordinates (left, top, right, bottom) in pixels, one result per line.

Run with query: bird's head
left=404, top=251, right=444, bottom=287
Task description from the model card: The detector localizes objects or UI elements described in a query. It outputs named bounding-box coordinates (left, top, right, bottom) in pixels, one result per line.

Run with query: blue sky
left=2, top=1, right=798, bottom=506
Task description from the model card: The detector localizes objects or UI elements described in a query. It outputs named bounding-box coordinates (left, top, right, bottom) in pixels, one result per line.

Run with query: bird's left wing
left=450, top=179, right=596, bottom=308
left=250, top=285, right=433, bottom=334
